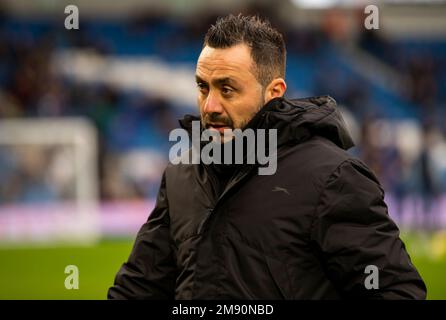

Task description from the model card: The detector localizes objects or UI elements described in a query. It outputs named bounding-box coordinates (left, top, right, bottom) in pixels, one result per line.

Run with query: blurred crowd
left=0, top=4, right=445, bottom=228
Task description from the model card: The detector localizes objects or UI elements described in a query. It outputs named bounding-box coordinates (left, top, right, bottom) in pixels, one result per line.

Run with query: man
left=108, top=14, right=426, bottom=299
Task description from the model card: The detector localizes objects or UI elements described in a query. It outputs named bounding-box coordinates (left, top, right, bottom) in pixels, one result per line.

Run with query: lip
left=207, top=123, right=232, bottom=134
left=207, top=122, right=228, bottom=127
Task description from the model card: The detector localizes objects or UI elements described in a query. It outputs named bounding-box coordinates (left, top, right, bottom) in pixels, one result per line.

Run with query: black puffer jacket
left=108, top=96, right=426, bottom=300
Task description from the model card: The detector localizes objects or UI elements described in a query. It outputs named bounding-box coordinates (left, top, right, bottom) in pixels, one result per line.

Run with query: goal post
left=0, top=117, right=100, bottom=245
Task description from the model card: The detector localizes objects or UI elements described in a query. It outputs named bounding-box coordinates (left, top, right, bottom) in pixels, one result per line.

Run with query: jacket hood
left=257, top=95, right=354, bottom=150
left=179, top=95, right=354, bottom=151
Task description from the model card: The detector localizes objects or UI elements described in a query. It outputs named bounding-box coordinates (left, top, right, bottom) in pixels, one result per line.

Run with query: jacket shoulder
left=277, top=136, right=376, bottom=194
left=280, top=136, right=358, bottom=173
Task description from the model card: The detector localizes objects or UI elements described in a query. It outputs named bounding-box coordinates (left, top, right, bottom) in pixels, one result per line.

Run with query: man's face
left=195, top=43, right=265, bottom=141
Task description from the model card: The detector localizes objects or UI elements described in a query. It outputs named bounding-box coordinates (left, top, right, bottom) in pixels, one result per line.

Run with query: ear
left=264, top=78, right=287, bottom=103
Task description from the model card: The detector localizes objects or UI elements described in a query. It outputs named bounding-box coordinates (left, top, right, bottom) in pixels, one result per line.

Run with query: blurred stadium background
left=0, top=0, right=446, bottom=299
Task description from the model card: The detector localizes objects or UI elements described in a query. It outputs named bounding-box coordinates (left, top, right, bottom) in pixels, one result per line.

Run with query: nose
left=203, top=91, right=224, bottom=115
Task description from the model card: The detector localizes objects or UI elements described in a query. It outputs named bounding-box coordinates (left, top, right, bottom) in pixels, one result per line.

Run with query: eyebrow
left=195, top=75, right=238, bottom=87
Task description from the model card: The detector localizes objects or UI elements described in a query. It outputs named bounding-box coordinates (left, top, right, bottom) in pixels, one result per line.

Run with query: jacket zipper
left=197, top=111, right=267, bottom=234
left=197, top=164, right=255, bottom=235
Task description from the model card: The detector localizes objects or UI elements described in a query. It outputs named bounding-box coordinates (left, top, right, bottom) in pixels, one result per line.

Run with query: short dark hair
left=203, top=14, right=286, bottom=87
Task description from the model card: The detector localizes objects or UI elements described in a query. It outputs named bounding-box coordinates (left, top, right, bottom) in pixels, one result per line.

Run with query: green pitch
left=0, top=232, right=445, bottom=300
left=0, top=239, right=134, bottom=300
